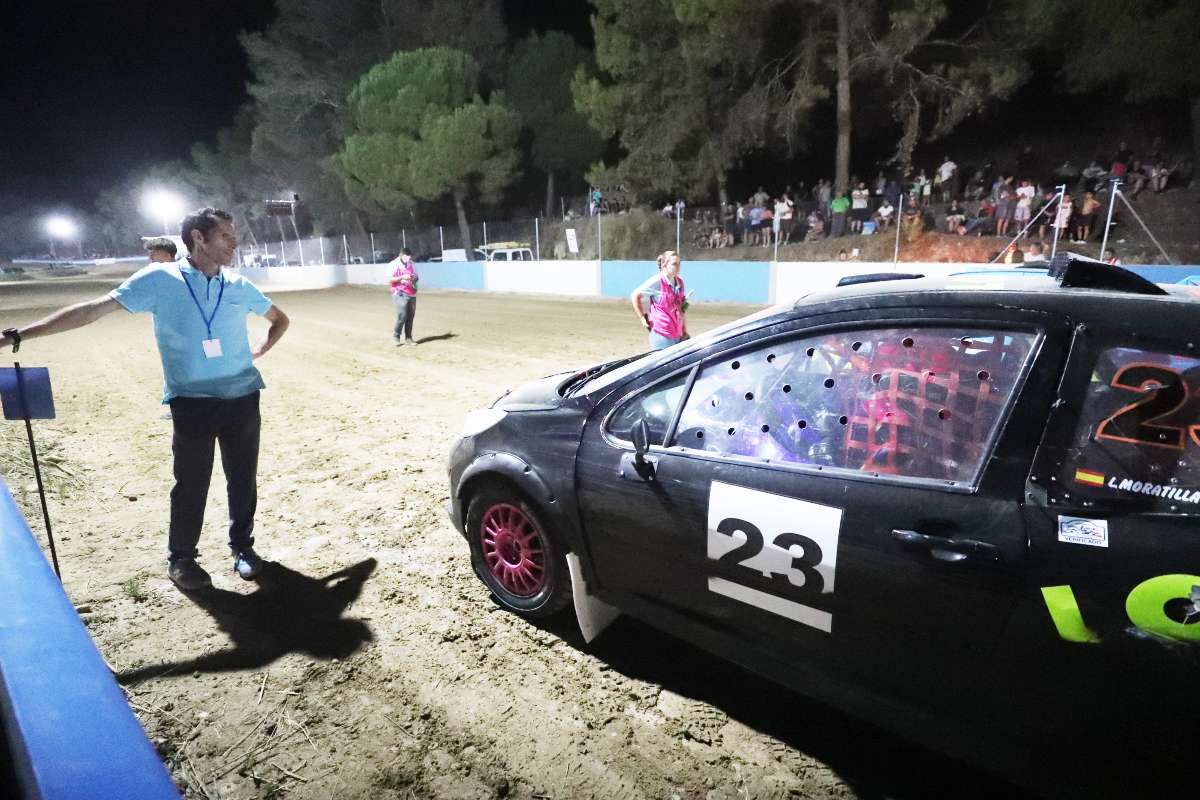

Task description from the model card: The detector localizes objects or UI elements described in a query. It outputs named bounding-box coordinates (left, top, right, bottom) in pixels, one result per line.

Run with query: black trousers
left=167, top=391, right=260, bottom=562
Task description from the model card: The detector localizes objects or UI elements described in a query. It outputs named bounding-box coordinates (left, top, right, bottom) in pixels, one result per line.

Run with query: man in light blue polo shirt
left=0, top=208, right=289, bottom=591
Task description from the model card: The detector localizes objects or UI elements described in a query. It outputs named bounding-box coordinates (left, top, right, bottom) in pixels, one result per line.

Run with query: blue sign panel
left=0, top=367, right=55, bottom=420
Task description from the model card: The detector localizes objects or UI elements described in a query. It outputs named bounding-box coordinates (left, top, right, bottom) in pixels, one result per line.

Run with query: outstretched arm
left=0, top=295, right=123, bottom=351
left=251, top=305, right=289, bottom=359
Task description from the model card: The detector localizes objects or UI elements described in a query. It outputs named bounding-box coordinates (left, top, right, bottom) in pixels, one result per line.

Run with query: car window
left=1057, top=345, right=1200, bottom=512
left=672, top=326, right=1038, bottom=484
left=607, top=372, right=689, bottom=446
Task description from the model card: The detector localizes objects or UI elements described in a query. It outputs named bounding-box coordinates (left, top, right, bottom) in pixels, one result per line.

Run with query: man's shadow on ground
left=416, top=332, right=456, bottom=344
left=116, top=559, right=377, bottom=685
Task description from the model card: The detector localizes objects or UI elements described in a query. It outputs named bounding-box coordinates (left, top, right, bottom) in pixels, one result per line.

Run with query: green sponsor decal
left=1040, top=585, right=1100, bottom=643
left=1125, top=574, right=1200, bottom=643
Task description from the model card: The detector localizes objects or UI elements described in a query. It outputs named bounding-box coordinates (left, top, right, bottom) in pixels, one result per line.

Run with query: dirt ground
left=0, top=278, right=1017, bottom=800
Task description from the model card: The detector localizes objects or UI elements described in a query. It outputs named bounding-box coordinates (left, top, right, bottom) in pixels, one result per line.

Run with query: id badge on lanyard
left=181, top=267, right=226, bottom=359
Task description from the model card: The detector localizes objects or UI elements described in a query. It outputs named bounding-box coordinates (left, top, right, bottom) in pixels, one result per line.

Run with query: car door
left=576, top=309, right=1070, bottom=722
left=1002, top=329, right=1200, bottom=776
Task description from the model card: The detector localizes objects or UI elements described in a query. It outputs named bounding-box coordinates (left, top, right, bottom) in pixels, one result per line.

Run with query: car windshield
left=560, top=355, right=644, bottom=396
left=581, top=303, right=788, bottom=396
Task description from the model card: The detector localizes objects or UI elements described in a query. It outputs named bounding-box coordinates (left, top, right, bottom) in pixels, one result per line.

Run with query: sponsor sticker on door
left=1057, top=515, right=1109, bottom=548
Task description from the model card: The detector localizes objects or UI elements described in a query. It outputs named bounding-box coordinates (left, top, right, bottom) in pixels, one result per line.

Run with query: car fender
left=456, top=451, right=588, bottom=559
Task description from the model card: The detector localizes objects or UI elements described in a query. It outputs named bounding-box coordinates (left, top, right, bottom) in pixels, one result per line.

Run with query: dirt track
left=0, top=279, right=1017, bottom=799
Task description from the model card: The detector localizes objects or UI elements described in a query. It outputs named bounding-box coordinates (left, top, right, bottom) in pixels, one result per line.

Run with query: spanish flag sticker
left=1075, top=469, right=1106, bottom=487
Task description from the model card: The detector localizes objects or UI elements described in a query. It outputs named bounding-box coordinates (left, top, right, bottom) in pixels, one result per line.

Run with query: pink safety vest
left=648, top=275, right=685, bottom=340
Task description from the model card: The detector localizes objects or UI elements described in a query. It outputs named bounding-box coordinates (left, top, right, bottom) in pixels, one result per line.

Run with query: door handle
left=891, top=529, right=1002, bottom=564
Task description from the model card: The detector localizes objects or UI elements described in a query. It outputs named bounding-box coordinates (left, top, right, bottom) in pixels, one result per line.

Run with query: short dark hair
left=401, top=247, right=412, bottom=257
left=180, top=207, right=233, bottom=253
left=144, top=237, right=176, bottom=257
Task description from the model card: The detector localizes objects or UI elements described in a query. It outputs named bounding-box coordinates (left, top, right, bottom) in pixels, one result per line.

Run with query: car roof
left=794, top=258, right=1200, bottom=314
left=583, top=257, right=1197, bottom=398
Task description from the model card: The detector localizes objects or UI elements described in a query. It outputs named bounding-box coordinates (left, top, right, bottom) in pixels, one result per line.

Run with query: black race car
left=447, top=257, right=1199, bottom=795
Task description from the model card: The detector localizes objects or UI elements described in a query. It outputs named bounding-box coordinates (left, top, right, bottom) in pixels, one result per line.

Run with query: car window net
left=673, top=327, right=1036, bottom=484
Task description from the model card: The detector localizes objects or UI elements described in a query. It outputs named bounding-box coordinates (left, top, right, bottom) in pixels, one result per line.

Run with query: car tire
left=466, top=485, right=572, bottom=619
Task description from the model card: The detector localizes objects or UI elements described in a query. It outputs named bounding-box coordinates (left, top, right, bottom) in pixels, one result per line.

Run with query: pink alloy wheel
left=480, top=503, right=547, bottom=597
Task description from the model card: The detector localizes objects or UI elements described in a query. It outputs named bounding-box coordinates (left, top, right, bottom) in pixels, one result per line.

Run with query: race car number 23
left=706, top=481, right=842, bottom=633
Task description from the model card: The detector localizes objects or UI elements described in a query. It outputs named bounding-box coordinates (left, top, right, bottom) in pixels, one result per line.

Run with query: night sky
left=0, top=1, right=592, bottom=210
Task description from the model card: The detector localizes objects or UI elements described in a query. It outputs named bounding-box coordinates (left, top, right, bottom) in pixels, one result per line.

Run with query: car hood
left=493, top=372, right=571, bottom=411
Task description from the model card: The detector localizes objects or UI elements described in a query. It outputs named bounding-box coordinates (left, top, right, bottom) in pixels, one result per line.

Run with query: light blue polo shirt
left=110, top=262, right=273, bottom=402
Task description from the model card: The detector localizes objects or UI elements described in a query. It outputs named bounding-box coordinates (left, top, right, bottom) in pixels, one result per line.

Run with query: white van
left=474, top=242, right=535, bottom=261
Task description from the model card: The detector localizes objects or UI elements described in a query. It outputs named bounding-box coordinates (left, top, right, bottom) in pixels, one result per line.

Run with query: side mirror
left=631, top=418, right=650, bottom=459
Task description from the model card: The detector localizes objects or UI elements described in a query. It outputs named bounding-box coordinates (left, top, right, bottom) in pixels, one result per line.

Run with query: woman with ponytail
left=630, top=250, right=689, bottom=350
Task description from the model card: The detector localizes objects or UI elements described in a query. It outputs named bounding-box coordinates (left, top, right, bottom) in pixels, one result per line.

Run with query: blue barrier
left=601, top=260, right=772, bottom=304
left=0, top=480, right=179, bottom=800
left=415, top=260, right=485, bottom=291
left=1125, top=265, right=1200, bottom=285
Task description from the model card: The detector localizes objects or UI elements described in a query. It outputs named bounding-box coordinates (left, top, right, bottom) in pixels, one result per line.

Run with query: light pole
left=141, top=189, right=185, bottom=236
left=44, top=216, right=78, bottom=261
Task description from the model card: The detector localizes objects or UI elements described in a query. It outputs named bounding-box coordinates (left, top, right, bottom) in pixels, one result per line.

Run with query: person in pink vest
left=631, top=249, right=689, bottom=350
left=389, top=248, right=418, bottom=346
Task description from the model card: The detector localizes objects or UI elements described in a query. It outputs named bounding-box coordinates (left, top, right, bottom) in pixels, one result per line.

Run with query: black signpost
left=0, top=358, right=60, bottom=578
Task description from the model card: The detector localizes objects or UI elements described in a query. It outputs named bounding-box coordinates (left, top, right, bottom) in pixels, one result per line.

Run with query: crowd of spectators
left=678, top=138, right=1192, bottom=252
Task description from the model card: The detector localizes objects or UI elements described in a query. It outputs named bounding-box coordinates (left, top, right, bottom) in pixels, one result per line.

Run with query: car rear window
left=671, top=326, right=1038, bottom=485
left=1059, top=346, right=1200, bottom=513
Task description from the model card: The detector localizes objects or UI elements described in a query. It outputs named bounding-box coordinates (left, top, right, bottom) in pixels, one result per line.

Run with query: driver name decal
left=706, top=481, right=842, bottom=632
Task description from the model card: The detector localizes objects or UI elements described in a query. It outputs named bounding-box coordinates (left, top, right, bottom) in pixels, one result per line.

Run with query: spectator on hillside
left=735, top=200, right=748, bottom=244
left=1075, top=190, right=1102, bottom=243
left=837, top=249, right=850, bottom=262
left=901, top=196, right=924, bottom=239
left=1024, top=241, right=1047, bottom=264
left=937, top=156, right=958, bottom=202
left=829, top=193, right=850, bottom=237
left=873, top=171, right=887, bottom=198
left=1081, top=158, right=1107, bottom=192
left=995, top=177, right=1016, bottom=237
left=1151, top=159, right=1172, bottom=193
left=1114, top=141, right=1133, bottom=166
left=775, top=194, right=794, bottom=244
left=760, top=204, right=774, bottom=247
left=997, top=242, right=1024, bottom=265
left=850, top=181, right=871, bottom=233
left=875, top=198, right=896, bottom=231
left=752, top=185, right=770, bottom=207
left=817, top=179, right=833, bottom=212
left=1036, top=190, right=1058, bottom=240
left=660, top=202, right=675, bottom=218
left=1054, top=193, right=1074, bottom=240
left=962, top=201, right=997, bottom=236
left=1053, top=160, right=1081, bottom=188
left=1013, top=180, right=1035, bottom=234
left=804, top=210, right=825, bottom=241
left=911, top=170, right=931, bottom=206
left=1126, top=161, right=1149, bottom=198
left=721, top=201, right=736, bottom=238
left=944, top=200, right=966, bottom=233
left=1104, top=248, right=1121, bottom=266
left=965, top=170, right=986, bottom=201
left=748, top=203, right=765, bottom=246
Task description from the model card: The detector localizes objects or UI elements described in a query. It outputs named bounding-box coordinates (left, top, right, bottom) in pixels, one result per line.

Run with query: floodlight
left=44, top=216, right=78, bottom=239
left=142, top=189, right=185, bottom=234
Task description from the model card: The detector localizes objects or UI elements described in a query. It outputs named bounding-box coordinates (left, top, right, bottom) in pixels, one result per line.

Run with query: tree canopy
left=505, top=32, right=605, bottom=217
left=336, top=48, right=521, bottom=255
left=240, top=0, right=506, bottom=232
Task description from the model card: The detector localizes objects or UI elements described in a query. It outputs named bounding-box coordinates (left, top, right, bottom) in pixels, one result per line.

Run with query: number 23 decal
left=1095, top=363, right=1200, bottom=451
left=706, top=482, right=842, bottom=632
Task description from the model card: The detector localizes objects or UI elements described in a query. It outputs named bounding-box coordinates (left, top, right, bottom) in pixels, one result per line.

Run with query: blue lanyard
left=180, top=266, right=225, bottom=339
